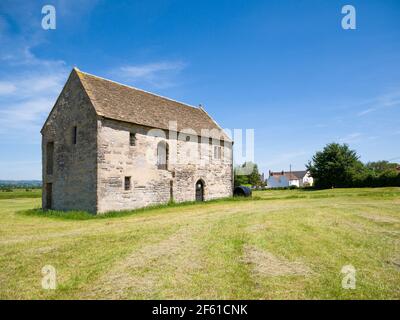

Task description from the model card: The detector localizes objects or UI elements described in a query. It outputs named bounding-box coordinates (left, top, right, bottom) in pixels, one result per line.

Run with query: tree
left=234, top=166, right=248, bottom=187
left=248, top=163, right=263, bottom=187
left=234, top=162, right=264, bottom=187
left=307, top=143, right=364, bottom=188
left=365, top=161, right=398, bottom=174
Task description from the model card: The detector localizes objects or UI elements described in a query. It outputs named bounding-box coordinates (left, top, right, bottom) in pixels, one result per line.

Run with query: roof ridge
left=76, top=68, right=201, bottom=111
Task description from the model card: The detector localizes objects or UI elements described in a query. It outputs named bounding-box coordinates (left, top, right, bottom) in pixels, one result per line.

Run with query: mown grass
left=0, top=189, right=41, bottom=200
left=0, top=187, right=399, bottom=300
left=20, top=196, right=259, bottom=220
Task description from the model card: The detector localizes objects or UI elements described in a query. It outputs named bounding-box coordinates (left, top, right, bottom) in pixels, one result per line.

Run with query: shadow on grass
left=18, top=196, right=262, bottom=221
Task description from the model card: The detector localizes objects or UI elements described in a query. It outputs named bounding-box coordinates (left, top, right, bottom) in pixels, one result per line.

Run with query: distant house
left=266, top=170, right=313, bottom=188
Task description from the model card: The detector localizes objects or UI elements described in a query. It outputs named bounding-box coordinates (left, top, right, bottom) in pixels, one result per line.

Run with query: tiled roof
left=290, top=171, right=308, bottom=179
left=75, top=68, right=231, bottom=141
left=269, top=170, right=308, bottom=180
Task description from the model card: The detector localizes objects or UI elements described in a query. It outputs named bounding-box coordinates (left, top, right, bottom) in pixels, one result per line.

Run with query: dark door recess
left=46, top=183, right=52, bottom=210
left=195, top=180, right=204, bottom=202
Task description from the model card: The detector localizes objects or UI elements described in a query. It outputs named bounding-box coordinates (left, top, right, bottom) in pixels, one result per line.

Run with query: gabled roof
left=269, top=170, right=308, bottom=180
left=72, top=68, right=231, bottom=141
left=290, top=171, right=308, bottom=179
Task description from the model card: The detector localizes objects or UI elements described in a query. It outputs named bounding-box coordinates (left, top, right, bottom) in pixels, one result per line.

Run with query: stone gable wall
left=41, top=72, right=98, bottom=213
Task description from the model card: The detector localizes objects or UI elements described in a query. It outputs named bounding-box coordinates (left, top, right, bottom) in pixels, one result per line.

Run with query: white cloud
left=357, top=108, right=375, bottom=116
left=0, top=0, right=95, bottom=179
left=339, top=132, right=362, bottom=143
left=21, top=74, right=65, bottom=96
left=0, top=73, right=65, bottom=99
left=357, top=90, right=400, bottom=117
left=120, top=61, right=185, bottom=78
left=115, top=61, right=186, bottom=88
left=1, top=45, right=66, bottom=69
left=0, top=97, right=56, bottom=132
left=0, top=82, right=17, bottom=95
left=0, top=48, right=68, bottom=135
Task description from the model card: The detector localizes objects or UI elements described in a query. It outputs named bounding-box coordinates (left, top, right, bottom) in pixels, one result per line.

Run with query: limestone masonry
left=41, top=68, right=233, bottom=213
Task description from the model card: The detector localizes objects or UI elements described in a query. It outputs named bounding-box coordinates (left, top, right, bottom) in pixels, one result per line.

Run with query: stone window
left=185, top=135, right=190, bottom=142
left=124, top=176, right=131, bottom=191
left=130, top=132, right=136, bottom=146
left=46, top=141, right=54, bottom=175
left=157, top=141, right=169, bottom=170
left=72, top=126, right=77, bottom=145
left=214, top=145, right=222, bottom=160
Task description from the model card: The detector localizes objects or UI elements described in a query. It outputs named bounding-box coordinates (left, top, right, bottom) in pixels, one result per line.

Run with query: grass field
left=0, top=188, right=41, bottom=200
left=0, top=188, right=399, bottom=299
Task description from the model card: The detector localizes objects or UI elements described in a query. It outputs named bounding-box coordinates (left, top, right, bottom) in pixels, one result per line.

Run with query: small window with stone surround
left=46, top=141, right=54, bottom=175
left=130, top=132, right=136, bottom=146
left=72, top=126, right=77, bottom=145
left=214, top=145, right=222, bottom=160
left=124, top=176, right=131, bottom=190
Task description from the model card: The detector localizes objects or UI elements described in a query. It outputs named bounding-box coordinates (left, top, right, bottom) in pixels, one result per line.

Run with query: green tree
left=234, top=167, right=248, bottom=187
left=248, top=163, right=262, bottom=187
left=307, top=143, right=364, bottom=188
left=365, top=161, right=398, bottom=174
left=234, top=162, right=264, bottom=187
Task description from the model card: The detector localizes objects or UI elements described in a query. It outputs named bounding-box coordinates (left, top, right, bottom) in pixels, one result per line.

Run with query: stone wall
left=97, top=118, right=233, bottom=213
left=41, top=71, right=98, bottom=213
left=41, top=70, right=233, bottom=214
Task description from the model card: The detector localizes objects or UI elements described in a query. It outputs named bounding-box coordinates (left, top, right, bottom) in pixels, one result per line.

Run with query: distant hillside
left=0, top=180, right=42, bottom=188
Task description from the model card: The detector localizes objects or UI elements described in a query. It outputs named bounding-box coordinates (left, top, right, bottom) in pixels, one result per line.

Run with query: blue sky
left=0, top=0, right=399, bottom=179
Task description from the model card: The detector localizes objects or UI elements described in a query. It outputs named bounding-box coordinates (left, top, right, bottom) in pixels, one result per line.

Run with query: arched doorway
left=195, top=179, right=204, bottom=202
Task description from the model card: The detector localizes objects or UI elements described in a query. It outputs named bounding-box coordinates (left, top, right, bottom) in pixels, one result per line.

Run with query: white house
left=267, top=170, right=313, bottom=188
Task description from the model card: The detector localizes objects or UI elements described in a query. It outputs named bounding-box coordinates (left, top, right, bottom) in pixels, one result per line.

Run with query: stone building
left=41, top=68, right=233, bottom=213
